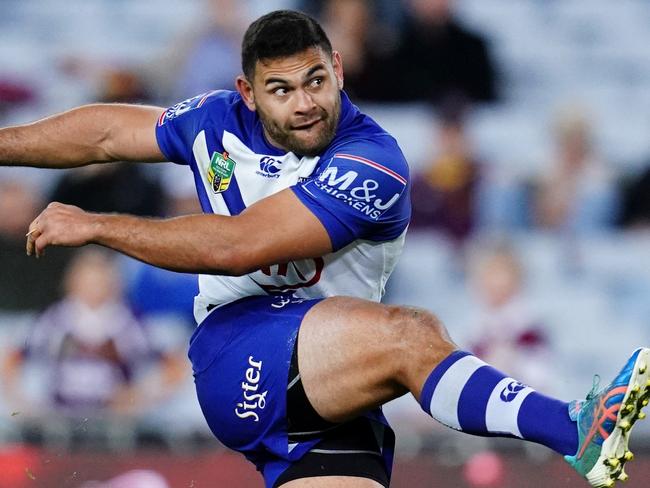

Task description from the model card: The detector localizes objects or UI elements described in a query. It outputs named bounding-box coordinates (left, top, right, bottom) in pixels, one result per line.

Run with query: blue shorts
left=188, top=295, right=394, bottom=487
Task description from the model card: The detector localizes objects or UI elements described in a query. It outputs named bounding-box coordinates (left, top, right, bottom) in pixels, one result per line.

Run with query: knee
left=387, top=306, right=456, bottom=364
left=383, top=306, right=457, bottom=392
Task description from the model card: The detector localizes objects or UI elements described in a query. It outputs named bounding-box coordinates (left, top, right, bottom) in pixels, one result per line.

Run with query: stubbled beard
left=258, top=95, right=341, bottom=157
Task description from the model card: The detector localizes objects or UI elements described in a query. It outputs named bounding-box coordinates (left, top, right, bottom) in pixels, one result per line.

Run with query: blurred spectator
left=56, top=47, right=162, bottom=124
left=475, top=166, right=532, bottom=233
left=126, top=263, right=198, bottom=328
left=49, top=163, right=167, bottom=217
left=316, top=0, right=399, bottom=101
left=48, top=62, right=168, bottom=218
left=124, top=163, right=200, bottom=328
left=532, top=105, right=620, bottom=234
left=1, top=249, right=185, bottom=420
left=0, top=179, right=73, bottom=312
left=387, top=0, right=498, bottom=105
left=162, top=0, right=246, bottom=100
left=459, top=243, right=553, bottom=482
left=466, top=242, right=552, bottom=387
left=57, top=0, right=246, bottom=103
left=299, top=0, right=403, bottom=26
left=97, top=68, right=151, bottom=104
left=59, top=61, right=152, bottom=105
left=619, top=165, right=650, bottom=229
left=0, top=78, right=37, bottom=119
left=409, top=103, right=480, bottom=246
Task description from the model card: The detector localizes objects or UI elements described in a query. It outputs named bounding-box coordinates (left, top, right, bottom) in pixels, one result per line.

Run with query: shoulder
left=299, top=137, right=410, bottom=225
left=292, top=114, right=411, bottom=248
left=327, top=94, right=409, bottom=182
left=155, top=90, right=258, bottom=163
left=157, top=89, right=249, bottom=129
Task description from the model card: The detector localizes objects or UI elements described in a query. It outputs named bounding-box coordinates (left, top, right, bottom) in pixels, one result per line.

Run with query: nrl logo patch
left=207, top=151, right=236, bottom=193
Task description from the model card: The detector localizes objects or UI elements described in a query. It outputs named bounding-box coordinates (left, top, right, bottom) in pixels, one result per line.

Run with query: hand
left=26, top=202, right=98, bottom=257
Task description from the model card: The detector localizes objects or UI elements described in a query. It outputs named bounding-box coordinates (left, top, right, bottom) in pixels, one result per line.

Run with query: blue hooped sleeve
left=292, top=139, right=411, bottom=251
left=155, top=90, right=231, bottom=164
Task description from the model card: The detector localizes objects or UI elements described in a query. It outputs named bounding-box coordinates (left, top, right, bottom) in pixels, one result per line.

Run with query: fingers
left=26, top=228, right=46, bottom=258
left=25, top=202, right=88, bottom=257
left=34, top=234, right=48, bottom=258
left=26, top=206, right=58, bottom=257
left=25, top=221, right=41, bottom=257
left=26, top=202, right=66, bottom=256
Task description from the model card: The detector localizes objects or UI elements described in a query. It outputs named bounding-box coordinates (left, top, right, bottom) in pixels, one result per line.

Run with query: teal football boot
left=565, top=348, right=650, bottom=487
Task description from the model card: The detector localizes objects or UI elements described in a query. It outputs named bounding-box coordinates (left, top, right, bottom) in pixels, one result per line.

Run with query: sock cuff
left=419, top=350, right=471, bottom=413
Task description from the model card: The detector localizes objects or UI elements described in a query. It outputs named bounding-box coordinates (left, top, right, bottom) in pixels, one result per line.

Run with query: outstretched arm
left=0, top=104, right=166, bottom=168
left=26, top=188, right=333, bottom=276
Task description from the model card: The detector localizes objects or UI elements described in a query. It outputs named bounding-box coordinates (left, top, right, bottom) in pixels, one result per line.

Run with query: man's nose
left=294, top=89, right=316, bottom=114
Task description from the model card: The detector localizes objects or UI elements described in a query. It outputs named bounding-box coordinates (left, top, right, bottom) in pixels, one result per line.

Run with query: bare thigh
left=297, top=296, right=455, bottom=423
left=278, top=476, right=384, bottom=488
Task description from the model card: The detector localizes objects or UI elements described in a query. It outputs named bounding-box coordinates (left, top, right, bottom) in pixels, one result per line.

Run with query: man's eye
left=310, top=77, right=323, bottom=87
left=273, top=87, right=288, bottom=96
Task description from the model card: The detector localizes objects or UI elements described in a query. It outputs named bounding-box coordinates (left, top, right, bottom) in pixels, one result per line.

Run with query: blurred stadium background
left=1, top=0, right=650, bottom=486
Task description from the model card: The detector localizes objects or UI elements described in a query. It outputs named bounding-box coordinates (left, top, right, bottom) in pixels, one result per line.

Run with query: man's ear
left=332, top=51, right=344, bottom=90
left=236, top=75, right=256, bottom=111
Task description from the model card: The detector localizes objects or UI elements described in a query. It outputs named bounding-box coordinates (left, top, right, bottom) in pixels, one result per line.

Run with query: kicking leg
left=297, top=296, right=455, bottom=422
left=298, top=296, right=574, bottom=454
left=297, top=297, right=650, bottom=487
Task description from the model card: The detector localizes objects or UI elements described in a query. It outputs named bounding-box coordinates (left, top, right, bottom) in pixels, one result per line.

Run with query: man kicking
left=1, top=10, right=648, bottom=488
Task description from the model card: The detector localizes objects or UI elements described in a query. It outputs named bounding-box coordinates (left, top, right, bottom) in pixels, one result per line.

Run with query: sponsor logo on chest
left=256, top=156, right=283, bottom=179
left=235, top=355, right=268, bottom=422
left=314, top=165, right=403, bottom=220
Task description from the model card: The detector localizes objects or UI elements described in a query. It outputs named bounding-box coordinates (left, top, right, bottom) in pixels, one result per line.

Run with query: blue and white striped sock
left=419, top=351, right=577, bottom=455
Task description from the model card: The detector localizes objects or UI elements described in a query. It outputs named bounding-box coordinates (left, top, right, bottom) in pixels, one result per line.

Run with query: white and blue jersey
left=155, top=90, right=410, bottom=487
left=155, top=90, right=411, bottom=323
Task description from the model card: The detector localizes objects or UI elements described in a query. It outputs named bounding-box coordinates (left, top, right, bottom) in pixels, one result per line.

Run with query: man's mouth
left=292, top=119, right=322, bottom=131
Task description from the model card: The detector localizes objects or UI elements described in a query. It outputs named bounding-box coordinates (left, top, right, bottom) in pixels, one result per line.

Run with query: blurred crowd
left=2, top=1, right=650, bottom=482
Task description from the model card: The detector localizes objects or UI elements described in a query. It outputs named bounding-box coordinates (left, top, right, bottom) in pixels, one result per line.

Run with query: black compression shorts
left=276, top=339, right=390, bottom=487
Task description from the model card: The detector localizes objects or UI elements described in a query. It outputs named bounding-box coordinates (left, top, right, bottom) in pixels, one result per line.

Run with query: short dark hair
left=241, top=10, right=333, bottom=80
